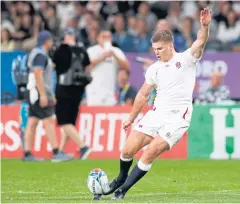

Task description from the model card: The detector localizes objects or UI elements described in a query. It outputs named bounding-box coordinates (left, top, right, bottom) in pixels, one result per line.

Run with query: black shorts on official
left=55, top=97, right=81, bottom=126
left=28, top=99, right=55, bottom=120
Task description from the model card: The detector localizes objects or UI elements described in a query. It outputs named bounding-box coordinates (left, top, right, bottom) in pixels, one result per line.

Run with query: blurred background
left=1, top=1, right=240, bottom=160
left=1, top=1, right=240, bottom=52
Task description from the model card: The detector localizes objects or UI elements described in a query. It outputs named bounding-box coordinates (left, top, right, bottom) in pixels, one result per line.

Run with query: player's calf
left=141, top=137, right=169, bottom=164
left=112, top=160, right=152, bottom=200
left=103, top=155, right=133, bottom=195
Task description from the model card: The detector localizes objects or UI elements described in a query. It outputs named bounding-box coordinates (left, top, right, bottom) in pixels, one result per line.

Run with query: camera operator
left=53, top=27, right=92, bottom=159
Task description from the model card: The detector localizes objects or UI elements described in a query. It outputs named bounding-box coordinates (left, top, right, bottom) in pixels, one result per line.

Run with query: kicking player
left=103, top=8, right=212, bottom=200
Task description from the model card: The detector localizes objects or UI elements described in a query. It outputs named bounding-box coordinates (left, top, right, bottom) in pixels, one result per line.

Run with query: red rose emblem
left=176, top=62, right=181, bottom=69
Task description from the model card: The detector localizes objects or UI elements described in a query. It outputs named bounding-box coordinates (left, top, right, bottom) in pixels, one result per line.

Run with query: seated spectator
left=116, top=69, right=137, bottom=105
left=79, top=14, right=100, bottom=48
left=166, top=2, right=182, bottom=33
left=112, top=14, right=135, bottom=52
left=132, top=17, right=151, bottom=52
left=1, top=28, right=15, bottom=51
left=214, top=1, right=232, bottom=26
left=11, top=13, right=32, bottom=41
left=100, top=1, right=119, bottom=21
left=137, top=2, right=157, bottom=32
left=196, top=72, right=230, bottom=104
left=127, top=15, right=138, bottom=36
left=45, top=5, right=60, bottom=36
left=181, top=17, right=194, bottom=48
left=86, top=1, right=102, bottom=18
left=217, top=10, right=240, bottom=47
left=155, top=19, right=187, bottom=52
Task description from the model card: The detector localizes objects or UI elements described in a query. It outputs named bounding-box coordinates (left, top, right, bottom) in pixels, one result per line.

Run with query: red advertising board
left=1, top=105, right=187, bottom=159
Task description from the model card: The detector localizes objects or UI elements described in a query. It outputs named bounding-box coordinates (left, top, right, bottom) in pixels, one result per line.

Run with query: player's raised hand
left=200, top=8, right=212, bottom=26
left=122, top=120, right=132, bottom=133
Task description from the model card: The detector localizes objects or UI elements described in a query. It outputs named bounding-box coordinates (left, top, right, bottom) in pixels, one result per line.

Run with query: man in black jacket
left=53, top=27, right=92, bottom=159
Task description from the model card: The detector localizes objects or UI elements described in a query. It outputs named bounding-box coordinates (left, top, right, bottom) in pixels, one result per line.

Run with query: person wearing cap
left=23, top=30, right=73, bottom=162
left=52, top=27, right=92, bottom=159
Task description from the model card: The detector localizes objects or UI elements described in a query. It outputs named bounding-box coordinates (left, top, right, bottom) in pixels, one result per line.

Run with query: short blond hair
left=151, top=30, right=173, bottom=43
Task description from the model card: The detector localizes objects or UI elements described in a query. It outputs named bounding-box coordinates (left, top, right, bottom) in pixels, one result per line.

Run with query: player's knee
left=121, top=147, right=134, bottom=160
left=27, top=118, right=38, bottom=129
left=142, top=150, right=156, bottom=164
left=43, top=116, right=54, bottom=124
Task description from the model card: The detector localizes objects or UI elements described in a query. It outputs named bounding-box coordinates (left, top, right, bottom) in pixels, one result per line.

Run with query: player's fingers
left=203, top=8, right=207, bottom=16
left=200, top=10, right=204, bottom=17
left=209, top=10, right=212, bottom=16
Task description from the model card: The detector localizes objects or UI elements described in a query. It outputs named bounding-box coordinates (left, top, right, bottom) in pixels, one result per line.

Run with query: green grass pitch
left=1, top=159, right=240, bottom=203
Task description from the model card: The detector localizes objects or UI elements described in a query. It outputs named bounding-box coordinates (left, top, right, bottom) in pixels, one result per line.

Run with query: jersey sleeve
left=86, top=47, right=95, bottom=62
left=113, top=47, right=127, bottom=60
left=184, top=48, right=201, bottom=64
left=145, top=65, right=157, bottom=85
left=32, top=54, right=47, bottom=69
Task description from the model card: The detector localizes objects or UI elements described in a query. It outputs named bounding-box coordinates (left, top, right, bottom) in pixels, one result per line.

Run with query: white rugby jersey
left=145, top=49, right=201, bottom=111
left=86, top=44, right=127, bottom=105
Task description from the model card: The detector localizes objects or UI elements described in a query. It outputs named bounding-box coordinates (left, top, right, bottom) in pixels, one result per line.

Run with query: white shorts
left=134, top=107, right=192, bottom=149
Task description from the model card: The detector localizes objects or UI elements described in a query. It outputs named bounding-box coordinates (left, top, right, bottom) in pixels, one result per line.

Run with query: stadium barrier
left=1, top=104, right=239, bottom=159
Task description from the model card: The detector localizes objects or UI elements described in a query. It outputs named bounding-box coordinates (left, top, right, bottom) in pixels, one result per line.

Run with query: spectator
left=133, top=18, right=151, bottom=52
left=127, top=15, right=138, bottom=36
left=148, top=1, right=170, bottom=19
left=137, top=2, right=157, bottom=32
left=181, top=17, right=194, bottom=47
left=11, top=13, right=32, bottom=41
left=217, top=10, right=240, bottom=46
left=86, top=1, right=102, bottom=18
left=116, top=69, right=137, bottom=105
left=100, top=1, right=119, bottom=21
left=155, top=19, right=187, bottom=52
left=196, top=72, right=230, bottom=104
left=112, top=14, right=135, bottom=52
left=155, top=19, right=171, bottom=32
left=86, top=30, right=129, bottom=106
left=79, top=15, right=100, bottom=48
left=45, top=5, right=60, bottom=36
left=166, top=2, right=182, bottom=33
left=214, top=1, right=232, bottom=26
left=1, top=28, right=15, bottom=51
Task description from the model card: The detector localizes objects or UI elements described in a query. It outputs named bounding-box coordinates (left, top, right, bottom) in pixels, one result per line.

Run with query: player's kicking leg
left=102, top=130, right=153, bottom=198
left=112, top=136, right=169, bottom=200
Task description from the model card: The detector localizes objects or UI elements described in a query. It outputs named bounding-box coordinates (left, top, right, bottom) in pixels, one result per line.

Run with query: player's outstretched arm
left=190, top=8, right=212, bottom=59
left=128, top=82, right=154, bottom=123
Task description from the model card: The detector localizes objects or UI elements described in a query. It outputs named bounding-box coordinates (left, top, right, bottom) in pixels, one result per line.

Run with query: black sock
left=24, top=151, right=31, bottom=157
left=53, top=148, right=59, bottom=155
left=117, top=158, right=133, bottom=183
left=120, top=164, right=148, bottom=193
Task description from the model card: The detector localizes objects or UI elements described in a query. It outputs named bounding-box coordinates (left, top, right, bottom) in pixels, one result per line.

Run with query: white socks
left=120, top=154, right=133, bottom=162
left=138, top=160, right=152, bottom=171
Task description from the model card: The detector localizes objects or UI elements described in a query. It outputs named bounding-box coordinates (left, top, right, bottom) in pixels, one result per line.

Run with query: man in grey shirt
left=23, top=30, right=72, bottom=162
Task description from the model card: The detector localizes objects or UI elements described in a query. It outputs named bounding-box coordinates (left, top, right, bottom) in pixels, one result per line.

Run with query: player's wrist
left=128, top=117, right=134, bottom=124
left=40, top=94, right=47, bottom=99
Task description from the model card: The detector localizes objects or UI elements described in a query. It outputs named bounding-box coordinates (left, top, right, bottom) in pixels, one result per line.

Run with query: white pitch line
left=1, top=190, right=239, bottom=196
left=7, top=190, right=239, bottom=200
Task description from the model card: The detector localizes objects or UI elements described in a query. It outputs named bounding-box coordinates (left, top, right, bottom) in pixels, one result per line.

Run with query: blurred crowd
left=1, top=1, right=240, bottom=53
